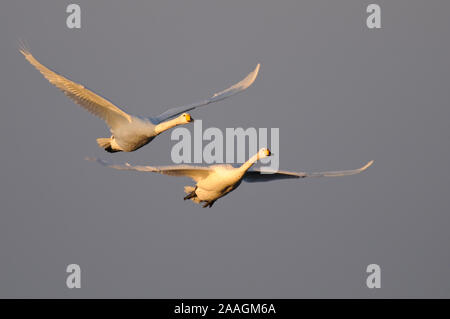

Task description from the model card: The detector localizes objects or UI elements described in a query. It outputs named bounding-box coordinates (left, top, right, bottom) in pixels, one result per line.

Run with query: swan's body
left=89, top=149, right=373, bottom=208
left=94, top=114, right=192, bottom=152
left=20, top=47, right=260, bottom=152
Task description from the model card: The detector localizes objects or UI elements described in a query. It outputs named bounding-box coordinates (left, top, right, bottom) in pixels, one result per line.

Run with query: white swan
left=88, top=149, right=373, bottom=208
left=20, top=47, right=260, bottom=153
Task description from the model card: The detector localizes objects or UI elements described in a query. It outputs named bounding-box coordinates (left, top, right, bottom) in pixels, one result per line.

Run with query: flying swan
left=20, top=46, right=260, bottom=153
left=88, top=149, right=373, bottom=207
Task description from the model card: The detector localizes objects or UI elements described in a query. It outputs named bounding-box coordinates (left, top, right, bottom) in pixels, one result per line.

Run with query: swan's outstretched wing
left=151, top=64, right=260, bottom=124
left=87, top=158, right=213, bottom=182
left=20, top=48, right=132, bottom=129
left=243, top=161, right=373, bottom=183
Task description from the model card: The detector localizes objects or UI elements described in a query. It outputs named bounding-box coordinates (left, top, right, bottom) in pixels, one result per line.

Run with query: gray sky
left=1, top=0, right=449, bottom=298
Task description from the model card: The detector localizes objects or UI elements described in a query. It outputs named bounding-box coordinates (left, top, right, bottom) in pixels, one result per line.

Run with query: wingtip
left=18, top=38, right=30, bottom=56
left=361, top=160, right=374, bottom=171
left=84, top=156, right=101, bottom=164
left=252, top=63, right=261, bottom=79
left=241, top=63, right=261, bottom=89
left=84, top=156, right=108, bottom=166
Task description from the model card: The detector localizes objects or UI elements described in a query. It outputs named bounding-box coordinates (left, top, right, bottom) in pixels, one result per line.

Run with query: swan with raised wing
left=88, top=149, right=373, bottom=207
left=20, top=47, right=260, bottom=153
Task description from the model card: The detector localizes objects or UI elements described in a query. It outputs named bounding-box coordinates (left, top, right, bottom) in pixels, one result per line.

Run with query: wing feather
left=21, top=48, right=132, bottom=128
left=244, top=161, right=374, bottom=183
left=87, top=158, right=213, bottom=182
left=152, top=64, right=260, bottom=123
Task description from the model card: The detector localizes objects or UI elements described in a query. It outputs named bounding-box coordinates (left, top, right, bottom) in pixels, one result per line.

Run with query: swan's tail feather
left=184, top=186, right=195, bottom=194
left=96, top=138, right=120, bottom=153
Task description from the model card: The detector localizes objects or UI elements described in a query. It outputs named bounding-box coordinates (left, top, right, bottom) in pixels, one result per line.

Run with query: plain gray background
left=1, top=0, right=449, bottom=298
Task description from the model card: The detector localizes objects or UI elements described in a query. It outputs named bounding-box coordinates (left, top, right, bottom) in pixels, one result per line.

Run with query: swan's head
left=257, top=147, right=272, bottom=159
left=179, top=113, right=194, bottom=124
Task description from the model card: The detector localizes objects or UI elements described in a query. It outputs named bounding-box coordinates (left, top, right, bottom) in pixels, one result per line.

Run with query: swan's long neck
left=154, top=118, right=181, bottom=135
left=239, top=153, right=260, bottom=173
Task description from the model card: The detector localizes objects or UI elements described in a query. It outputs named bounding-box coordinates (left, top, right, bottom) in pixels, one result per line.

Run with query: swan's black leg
left=184, top=187, right=198, bottom=200
left=208, top=200, right=216, bottom=208
left=184, top=192, right=196, bottom=200
left=202, top=200, right=216, bottom=208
